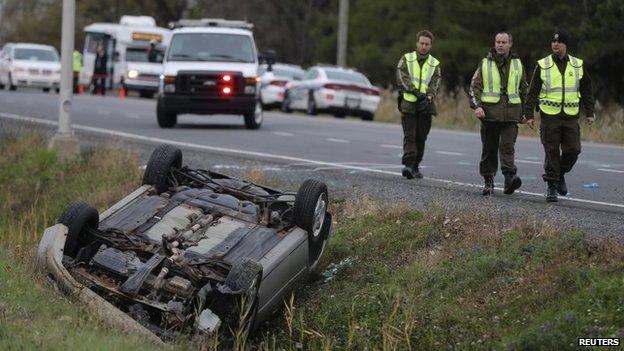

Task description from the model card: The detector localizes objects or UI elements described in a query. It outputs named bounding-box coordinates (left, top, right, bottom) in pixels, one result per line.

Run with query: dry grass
left=374, top=89, right=624, bottom=144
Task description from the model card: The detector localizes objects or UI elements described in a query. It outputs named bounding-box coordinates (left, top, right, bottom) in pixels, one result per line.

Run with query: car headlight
left=127, top=70, right=139, bottom=79
left=162, top=75, right=176, bottom=93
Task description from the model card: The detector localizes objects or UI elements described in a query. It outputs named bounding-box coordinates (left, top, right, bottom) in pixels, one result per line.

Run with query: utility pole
left=49, top=0, right=79, bottom=160
left=336, top=0, right=349, bottom=67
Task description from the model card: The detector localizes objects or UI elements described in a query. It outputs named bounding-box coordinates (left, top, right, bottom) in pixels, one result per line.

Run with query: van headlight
left=127, top=70, right=139, bottom=79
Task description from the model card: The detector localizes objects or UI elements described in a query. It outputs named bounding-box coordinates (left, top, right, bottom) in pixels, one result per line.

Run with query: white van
left=157, top=19, right=262, bottom=129
left=81, top=15, right=170, bottom=93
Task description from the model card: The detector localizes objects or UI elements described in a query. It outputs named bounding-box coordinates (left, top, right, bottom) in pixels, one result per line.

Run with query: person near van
left=92, top=45, right=107, bottom=95
left=73, top=49, right=83, bottom=93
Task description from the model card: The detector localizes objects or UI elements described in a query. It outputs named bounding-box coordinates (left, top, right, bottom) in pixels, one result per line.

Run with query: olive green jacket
left=396, top=53, right=442, bottom=115
left=468, top=49, right=528, bottom=123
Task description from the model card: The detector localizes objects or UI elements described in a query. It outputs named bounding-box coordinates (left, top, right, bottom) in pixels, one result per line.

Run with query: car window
left=324, top=69, right=370, bottom=85
left=168, top=33, right=255, bottom=63
left=273, top=68, right=306, bottom=80
left=13, top=48, right=59, bottom=62
left=304, top=69, right=319, bottom=80
left=126, top=47, right=164, bottom=63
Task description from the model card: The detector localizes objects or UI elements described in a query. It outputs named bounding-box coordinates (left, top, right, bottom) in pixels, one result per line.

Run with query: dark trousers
left=540, top=117, right=581, bottom=181
left=401, top=113, right=432, bottom=166
left=479, top=121, right=518, bottom=178
left=73, top=72, right=79, bottom=93
left=91, top=73, right=106, bottom=95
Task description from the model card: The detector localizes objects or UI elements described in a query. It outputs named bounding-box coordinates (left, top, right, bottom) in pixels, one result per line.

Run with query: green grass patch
left=1, top=132, right=623, bottom=350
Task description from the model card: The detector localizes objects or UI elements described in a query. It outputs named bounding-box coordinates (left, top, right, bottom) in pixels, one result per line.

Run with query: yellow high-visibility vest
left=480, top=57, right=523, bottom=104
left=73, top=51, right=83, bottom=73
left=537, top=54, right=583, bottom=116
left=402, top=52, right=440, bottom=102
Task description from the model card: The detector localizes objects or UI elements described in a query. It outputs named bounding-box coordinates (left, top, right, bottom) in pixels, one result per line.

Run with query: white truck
left=157, top=19, right=263, bottom=129
left=81, top=15, right=171, bottom=95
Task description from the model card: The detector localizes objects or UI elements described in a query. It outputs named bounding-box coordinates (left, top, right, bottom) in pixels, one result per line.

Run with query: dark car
left=37, top=144, right=331, bottom=341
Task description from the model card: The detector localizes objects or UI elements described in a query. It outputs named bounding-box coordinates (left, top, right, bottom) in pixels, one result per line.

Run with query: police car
left=0, top=43, right=61, bottom=92
left=157, top=19, right=263, bottom=129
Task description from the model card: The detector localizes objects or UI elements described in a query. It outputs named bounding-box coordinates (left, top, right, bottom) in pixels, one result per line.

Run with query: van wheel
left=142, top=144, right=182, bottom=194
left=156, top=101, right=177, bottom=128
left=244, top=100, right=263, bottom=129
left=140, top=91, right=154, bottom=99
left=58, top=202, right=99, bottom=258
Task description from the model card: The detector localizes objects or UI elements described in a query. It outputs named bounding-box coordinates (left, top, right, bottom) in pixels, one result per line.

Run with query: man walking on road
left=469, top=32, right=528, bottom=196
left=524, top=30, right=596, bottom=202
left=396, top=30, right=442, bottom=179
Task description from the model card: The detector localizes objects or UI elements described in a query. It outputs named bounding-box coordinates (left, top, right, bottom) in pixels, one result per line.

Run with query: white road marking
left=435, top=150, right=463, bottom=156
left=326, top=138, right=349, bottom=143
left=380, top=144, right=402, bottom=149
left=272, top=131, right=294, bottom=137
left=2, top=112, right=624, bottom=210
left=597, top=168, right=624, bottom=174
left=516, top=159, right=542, bottom=165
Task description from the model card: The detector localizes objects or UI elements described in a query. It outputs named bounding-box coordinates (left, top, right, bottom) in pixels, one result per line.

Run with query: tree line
left=1, top=0, right=622, bottom=105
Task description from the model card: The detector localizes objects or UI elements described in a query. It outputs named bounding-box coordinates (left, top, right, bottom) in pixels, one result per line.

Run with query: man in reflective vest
left=72, top=49, right=83, bottom=93
left=525, top=30, right=595, bottom=202
left=396, top=30, right=442, bottom=179
left=469, top=32, right=529, bottom=195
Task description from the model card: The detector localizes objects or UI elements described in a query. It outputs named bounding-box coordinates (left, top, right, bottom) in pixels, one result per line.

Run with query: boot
left=503, top=172, right=522, bottom=195
left=482, top=176, right=494, bottom=196
left=557, top=173, right=568, bottom=196
left=546, top=181, right=558, bottom=202
left=402, top=165, right=414, bottom=179
left=412, top=164, right=423, bottom=179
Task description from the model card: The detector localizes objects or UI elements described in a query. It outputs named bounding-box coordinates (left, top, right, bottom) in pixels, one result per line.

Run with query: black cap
left=552, top=29, right=570, bottom=45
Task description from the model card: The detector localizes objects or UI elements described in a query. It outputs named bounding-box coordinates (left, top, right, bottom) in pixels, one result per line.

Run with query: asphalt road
left=1, top=89, right=623, bottom=238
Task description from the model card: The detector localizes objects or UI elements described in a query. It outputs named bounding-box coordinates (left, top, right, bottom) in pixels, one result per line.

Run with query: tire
left=140, top=91, right=154, bottom=99
left=43, top=88, right=50, bottom=93
left=333, top=112, right=346, bottom=118
left=156, top=101, right=177, bottom=128
left=142, top=144, right=182, bottom=194
left=361, top=112, right=374, bottom=121
left=280, top=91, right=292, bottom=113
left=294, top=179, right=328, bottom=245
left=306, top=91, right=317, bottom=115
left=55, top=88, right=60, bottom=93
left=57, top=202, right=99, bottom=258
left=244, top=100, right=263, bottom=130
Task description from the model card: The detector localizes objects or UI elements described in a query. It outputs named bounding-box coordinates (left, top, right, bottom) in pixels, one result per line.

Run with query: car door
left=291, top=68, right=318, bottom=109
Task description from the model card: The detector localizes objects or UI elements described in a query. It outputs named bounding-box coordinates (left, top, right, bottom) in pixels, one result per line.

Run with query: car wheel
left=281, top=91, right=293, bottom=113
left=333, top=112, right=346, bottom=118
left=43, top=88, right=50, bottom=93
left=55, top=88, right=60, bottom=93
left=306, top=91, right=317, bottom=115
left=57, top=202, right=99, bottom=258
left=156, top=101, right=177, bottom=128
left=142, top=144, right=183, bottom=194
left=140, top=91, right=154, bottom=99
left=294, top=179, right=329, bottom=266
left=361, top=112, right=374, bottom=121
left=244, top=100, right=263, bottom=130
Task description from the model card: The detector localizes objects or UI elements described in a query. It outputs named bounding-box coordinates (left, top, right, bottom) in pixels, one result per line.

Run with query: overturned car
left=37, top=144, right=331, bottom=341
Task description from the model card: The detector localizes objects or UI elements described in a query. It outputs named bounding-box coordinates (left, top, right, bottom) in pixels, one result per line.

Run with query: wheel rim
left=311, top=193, right=327, bottom=238
left=254, top=101, right=263, bottom=124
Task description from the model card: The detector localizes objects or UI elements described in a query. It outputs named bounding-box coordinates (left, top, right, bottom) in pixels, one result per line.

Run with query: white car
left=258, top=63, right=305, bottom=109
left=122, top=44, right=165, bottom=98
left=282, top=65, right=380, bottom=121
left=157, top=19, right=263, bottom=129
left=0, top=43, right=61, bottom=92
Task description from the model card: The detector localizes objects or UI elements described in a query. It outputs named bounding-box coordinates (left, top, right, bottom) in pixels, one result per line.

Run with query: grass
left=374, top=89, right=624, bottom=145
left=1, top=131, right=623, bottom=350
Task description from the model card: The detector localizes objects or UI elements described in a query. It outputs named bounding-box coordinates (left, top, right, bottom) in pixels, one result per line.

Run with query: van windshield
left=168, top=33, right=255, bottom=63
left=127, top=47, right=163, bottom=63
left=14, top=48, right=59, bottom=62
